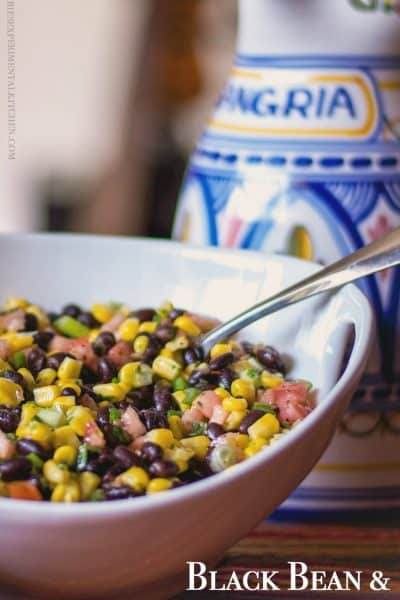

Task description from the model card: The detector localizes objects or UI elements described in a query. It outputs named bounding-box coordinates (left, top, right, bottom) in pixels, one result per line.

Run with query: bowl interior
left=0, top=234, right=365, bottom=408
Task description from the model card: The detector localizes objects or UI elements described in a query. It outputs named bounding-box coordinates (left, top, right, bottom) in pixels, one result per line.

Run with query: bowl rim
left=0, top=233, right=374, bottom=517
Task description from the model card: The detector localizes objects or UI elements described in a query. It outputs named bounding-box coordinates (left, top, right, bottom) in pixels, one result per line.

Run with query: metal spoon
left=200, top=227, right=400, bottom=356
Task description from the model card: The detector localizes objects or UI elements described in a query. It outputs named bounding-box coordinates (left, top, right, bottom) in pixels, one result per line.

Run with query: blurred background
left=0, top=0, right=236, bottom=237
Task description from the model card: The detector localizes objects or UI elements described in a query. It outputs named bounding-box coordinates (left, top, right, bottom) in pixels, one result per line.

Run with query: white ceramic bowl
left=0, top=234, right=373, bottom=600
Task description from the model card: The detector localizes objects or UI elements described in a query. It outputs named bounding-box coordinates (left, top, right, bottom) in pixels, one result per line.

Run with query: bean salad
left=0, top=298, right=314, bottom=502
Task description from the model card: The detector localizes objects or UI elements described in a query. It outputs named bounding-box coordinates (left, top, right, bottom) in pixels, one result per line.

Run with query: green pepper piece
left=12, top=351, right=26, bottom=369
left=53, top=315, right=90, bottom=338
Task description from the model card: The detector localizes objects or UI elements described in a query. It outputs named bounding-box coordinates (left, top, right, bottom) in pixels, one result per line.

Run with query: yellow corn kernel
left=91, top=303, right=114, bottom=324
left=247, top=413, right=280, bottom=440
left=160, top=348, right=174, bottom=359
left=26, top=305, right=49, bottom=329
left=57, top=380, right=81, bottom=397
left=231, top=379, right=256, bottom=402
left=3, top=297, right=29, bottom=311
left=88, top=328, right=101, bottom=343
left=18, top=368, right=35, bottom=390
left=236, top=433, right=250, bottom=449
left=138, top=321, right=157, bottom=334
left=261, top=370, right=284, bottom=389
left=36, top=368, right=57, bottom=387
left=57, top=357, right=82, bottom=381
left=2, top=333, right=34, bottom=353
left=0, top=378, right=24, bottom=407
left=168, top=415, right=184, bottom=440
left=224, top=410, right=247, bottom=431
left=173, top=316, right=201, bottom=337
left=172, top=390, right=186, bottom=412
left=180, top=436, right=210, bottom=460
left=33, top=385, right=60, bottom=407
left=210, top=343, right=232, bottom=359
left=79, top=472, right=101, bottom=501
left=214, top=387, right=230, bottom=400
left=144, top=428, right=174, bottom=449
left=152, top=355, right=181, bottom=381
left=53, top=445, right=77, bottom=466
left=0, top=358, right=11, bottom=372
left=164, top=445, right=194, bottom=463
left=119, top=362, right=140, bottom=388
left=175, top=459, right=188, bottom=473
left=92, top=383, right=126, bottom=402
left=51, top=481, right=80, bottom=502
left=53, top=395, right=76, bottom=412
left=18, top=403, right=38, bottom=428
left=18, top=420, right=53, bottom=447
left=133, top=335, right=149, bottom=354
left=52, top=425, right=80, bottom=449
left=244, top=437, right=268, bottom=458
left=68, top=406, right=94, bottom=436
left=165, top=335, right=189, bottom=352
left=222, top=397, right=248, bottom=412
left=118, top=318, right=140, bottom=342
left=118, top=467, right=149, bottom=493
left=146, top=478, right=173, bottom=494
left=44, top=460, right=70, bottom=485
left=118, top=305, right=131, bottom=318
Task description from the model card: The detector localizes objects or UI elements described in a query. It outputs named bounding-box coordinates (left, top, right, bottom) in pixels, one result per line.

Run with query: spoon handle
left=200, top=227, right=400, bottom=355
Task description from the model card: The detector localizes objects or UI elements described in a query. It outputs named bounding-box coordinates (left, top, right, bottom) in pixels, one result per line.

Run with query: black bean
left=47, top=312, right=59, bottom=323
left=98, top=357, right=117, bottom=383
left=155, top=324, right=176, bottom=343
left=140, top=409, right=168, bottom=431
left=241, top=341, right=254, bottom=355
left=113, top=445, right=141, bottom=469
left=0, top=369, right=25, bottom=386
left=86, top=449, right=114, bottom=475
left=78, top=311, right=100, bottom=329
left=62, top=304, right=81, bottom=318
left=219, top=367, right=237, bottom=390
left=188, top=369, right=210, bottom=386
left=81, top=385, right=100, bottom=403
left=129, top=308, right=155, bottom=322
left=183, top=347, right=203, bottom=366
left=238, top=410, right=266, bottom=434
left=101, top=424, right=122, bottom=449
left=256, top=345, right=286, bottom=374
left=188, top=370, right=219, bottom=389
left=33, top=330, right=54, bottom=351
left=92, top=332, right=116, bottom=356
left=119, top=390, right=149, bottom=411
left=16, top=438, right=50, bottom=461
left=61, top=386, right=79, bottom=398
left=149, top=459, right=179, bottom=478
left=209, top=352, right=235, bottom=371
left=102, top=464, right=125, bottom=486
left=207, top=423, right=225, bottom=440
left=46, top=352, right=75, bottom=370
left=27, top=348, right=47, bottom=374
left=142, top=336, right=163, bottom=364
left=24, top=313, right=38, bottom=331
left=141, top=441, right=163, bottom=463
left=96, top=406, right=111, bottom=429
left=104, top=485, right=136, bottom=501
left=81, top=364, right=99, bottom=384
left=153, top=387, right=172, bottom=412
left=169, top=308, right=184, bottom=321
left=0, top=457, right=32, bottom=481
left=0, top=407, right=20, bottom=433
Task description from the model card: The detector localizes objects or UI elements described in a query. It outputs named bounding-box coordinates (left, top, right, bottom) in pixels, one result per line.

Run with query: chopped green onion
left=112, top=425, right=131, bottom=444
left=253, top=403, right=276, bottom=415
left=53, top=315, right=90, bottom=338
left=109, top=407, right=121, bottom=424
left=12, top=351, right=26, bottom=369
left=190, top=421, right=207, bottom=437
left=167, top=409, right=183, bottom=417
left=173, top=376, right=187, bottom=392
left=182, top=387, right=201, bottom=406
left=76, top=444, right=89, bottom=471
left=26, top=452, right=44, bottom=472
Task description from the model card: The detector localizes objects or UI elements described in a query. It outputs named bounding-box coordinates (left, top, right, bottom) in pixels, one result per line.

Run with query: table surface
left=175, top=519, right=400, bottom=599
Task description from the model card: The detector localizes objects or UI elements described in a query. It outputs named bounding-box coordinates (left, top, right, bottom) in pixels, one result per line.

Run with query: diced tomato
left=129, top=435, right=146, bottom=451
left=193, top=390, right=221, bottom=418
left=260, top=381, right=311, bottom=424
left=0, top=308, right=25, bottom=332
left=0, top=430, right=15, bottom=460
left=121, top=406, right=146, bottom=438
left=69, top=336, right=98, bottom=370
left=209, top=404, right=228, bottom=426
left=101, top=313, right=125, bottom=333
left=7, top=481, right=43, bottom=501
left=49, top=335, right=74, bottom=354
left=181, top=407, right=205, bottom=434
left=84, top=421, right=105, bottom=448
left=106, top=340, right=132, bottom=369
left=0, top=339, right=10, bottom=359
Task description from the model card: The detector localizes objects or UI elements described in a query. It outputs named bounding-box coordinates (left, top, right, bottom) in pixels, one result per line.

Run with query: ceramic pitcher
left=174, top=0, right=400, bottom=516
